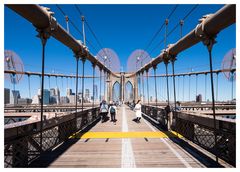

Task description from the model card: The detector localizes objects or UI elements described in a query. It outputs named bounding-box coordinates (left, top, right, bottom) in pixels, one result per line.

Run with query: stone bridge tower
left=107, top=72, right=138, bottom=103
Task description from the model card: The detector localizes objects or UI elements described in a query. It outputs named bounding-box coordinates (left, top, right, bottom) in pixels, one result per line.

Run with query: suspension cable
left=195, top=74, right=198, bottom=100
left=74, top=5, right=108, bottom=61
left=138, top=5, right=179, bottom=62
left=56, top=5, right=101, bottom=55
left=147, top=5, right=198, bottom=58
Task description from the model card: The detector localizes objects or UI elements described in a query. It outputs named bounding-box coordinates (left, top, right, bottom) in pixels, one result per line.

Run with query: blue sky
left=4, top=4, right=236, bottom=101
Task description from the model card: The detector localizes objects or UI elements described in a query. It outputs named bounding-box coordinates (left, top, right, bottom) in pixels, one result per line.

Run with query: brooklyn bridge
left=4, top=4, right=236, bottom=168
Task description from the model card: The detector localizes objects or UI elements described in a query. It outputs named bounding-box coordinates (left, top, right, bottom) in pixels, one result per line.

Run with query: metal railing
left=141, top=105, right=168, bottom=130
left=4, top=107, right=100, bottom=167
left=141, top=104, right=235, bottom=166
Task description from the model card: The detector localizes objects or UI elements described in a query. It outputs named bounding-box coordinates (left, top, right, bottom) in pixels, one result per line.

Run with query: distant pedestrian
left=134, top=100, right=142, bottom=123
left=109, top=102, right=117, bottom=125
left=100, top=100, right=108, bottom=123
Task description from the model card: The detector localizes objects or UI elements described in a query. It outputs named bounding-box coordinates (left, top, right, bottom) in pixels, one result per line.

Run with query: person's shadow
left=102, top=116, right=110, bottom=123
left=132, top=118, right=139, bottom=123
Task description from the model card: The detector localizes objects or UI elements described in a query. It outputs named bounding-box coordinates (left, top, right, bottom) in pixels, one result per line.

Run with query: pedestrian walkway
left=30, top=105, right=215, bottom=167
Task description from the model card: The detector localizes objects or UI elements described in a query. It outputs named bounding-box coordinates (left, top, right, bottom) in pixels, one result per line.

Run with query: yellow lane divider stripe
left=69, top=131, right=183, bottom=139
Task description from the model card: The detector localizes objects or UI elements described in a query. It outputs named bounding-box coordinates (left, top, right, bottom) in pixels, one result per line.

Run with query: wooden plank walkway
left=30, top=105, right=229, bottom=168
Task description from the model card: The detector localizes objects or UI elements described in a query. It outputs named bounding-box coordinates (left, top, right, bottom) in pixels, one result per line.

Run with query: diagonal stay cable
left=147, top=4, right=199, bottom=57
left=137, top=5, right=179, bottom=68
left=55, top=4, right=100, bottom=55
left=74, top=5, right=108, bottom=62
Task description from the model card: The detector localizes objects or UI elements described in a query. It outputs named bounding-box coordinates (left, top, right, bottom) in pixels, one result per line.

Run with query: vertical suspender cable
left=61, top=76, right=63, bottom=95
left=100, top=69, right=102, bottom=101
left=104, top=70, right=106, bottom=101
left=171, top=58, right=177, bottom=111
left=177, top=76, right=180, bottom=101
left=231, top=71, right=234, bottom=101
left=38, top=30, right=48, bottom=153
left=195, top=74, right=198, bottom=101
left=189, top=75, right=191, bottom=101
left=154, top=66, right=158, bottom=107
left=92, top=63, right=95, bottom=108
left=207, top=40, right=218, bottom=162
left=28, top=74, right=31, bottom=99
left=81, top=15, right=86, bottom=111
left=81, top=58, right=86, bottom=111
left=142, top=71, right=145, bottom=104
left=48, top=76, right=50, bottom=89
left=75, top=57, right=79, bottom=125
left=165, top=62, right=170, bottom=106
left=146, top=69, right=150, bottom=105
left=56, top=76, right=58, bottom=88
left=205, top=73, right=207, bottom=101
left=216, top=72, right=219, bottom=102
left=67, top=77, right=69, bottom=88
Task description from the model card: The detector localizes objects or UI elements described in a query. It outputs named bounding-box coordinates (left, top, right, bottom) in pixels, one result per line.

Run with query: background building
left=4, top=88, right=10, bottom=104
left=10, top=90, right=20, bottom=105
left=85, top=89, right=90, bottom=102
left=43, top=89, right=50, bottom=105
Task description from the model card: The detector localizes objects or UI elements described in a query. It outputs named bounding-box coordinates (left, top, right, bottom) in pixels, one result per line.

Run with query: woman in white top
left=134, top=100, right=142, bottom=123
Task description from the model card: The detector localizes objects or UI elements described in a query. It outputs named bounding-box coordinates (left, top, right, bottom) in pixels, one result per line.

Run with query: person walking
left=109, top=102, right=117, bottom=125
left=134, top=100, right=142, bottom=123
left=100, top=100, right=108, bottom=123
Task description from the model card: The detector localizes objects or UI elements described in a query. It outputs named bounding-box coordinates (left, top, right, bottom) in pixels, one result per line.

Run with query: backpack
left=100, top=104, right=108, bottom=113
left=110, top=106, right=115, bottom=113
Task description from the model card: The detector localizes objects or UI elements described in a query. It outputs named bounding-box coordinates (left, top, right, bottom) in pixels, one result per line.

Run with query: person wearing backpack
left=100, top=100, right=108, bottom=123
left=109, top=102, right=117, bottom=125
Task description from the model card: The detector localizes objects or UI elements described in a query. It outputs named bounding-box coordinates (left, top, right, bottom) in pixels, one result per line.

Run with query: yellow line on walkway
left=69, top=131, right=183, bottom=139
